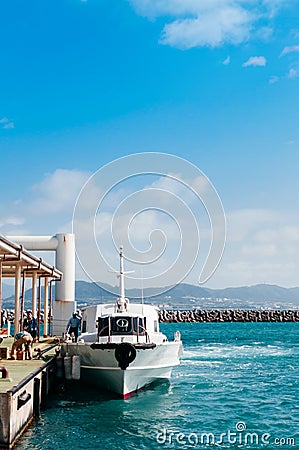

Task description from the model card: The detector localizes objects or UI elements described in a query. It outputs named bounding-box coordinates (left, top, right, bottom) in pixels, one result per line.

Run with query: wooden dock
left=0, top=338, right=59, bottom=449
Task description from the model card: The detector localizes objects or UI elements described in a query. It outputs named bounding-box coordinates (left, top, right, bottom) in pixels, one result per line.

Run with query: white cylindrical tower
left=53, top=233, right=76, bottom=335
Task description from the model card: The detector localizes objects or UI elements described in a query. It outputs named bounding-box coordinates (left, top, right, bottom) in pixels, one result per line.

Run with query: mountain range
left=2, top=281, right=299, bottom=310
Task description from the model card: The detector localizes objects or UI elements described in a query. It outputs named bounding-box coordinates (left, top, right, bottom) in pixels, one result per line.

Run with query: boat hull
left=61, top=341, right=182, bottom=398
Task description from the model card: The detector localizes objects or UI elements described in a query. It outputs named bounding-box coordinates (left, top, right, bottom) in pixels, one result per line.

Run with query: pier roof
left=0, top=235, right=62, bottom=279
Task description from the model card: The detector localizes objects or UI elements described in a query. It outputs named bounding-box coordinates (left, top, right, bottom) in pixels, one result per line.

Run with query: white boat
left=61, top=246, right=183, bottom=398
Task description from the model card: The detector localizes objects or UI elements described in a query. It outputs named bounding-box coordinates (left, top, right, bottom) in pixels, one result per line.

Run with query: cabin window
left=111, top=316, right=132, bottom=334
left=98, top=317, right=110, bottom=336
left=82, top=320, right=87, bottom=333
left=154, top=320, right=159, bottom=332
left=97, top=316, right=146, bottom=336
left=133, top=317, right=146, bottom=335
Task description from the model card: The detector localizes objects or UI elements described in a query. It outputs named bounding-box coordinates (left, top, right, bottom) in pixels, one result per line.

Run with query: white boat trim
left=80, top=364, right=176, bottom=371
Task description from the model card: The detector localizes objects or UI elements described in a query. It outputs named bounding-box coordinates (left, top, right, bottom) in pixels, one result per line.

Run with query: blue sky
left=0, top=0, right=299, bottom=288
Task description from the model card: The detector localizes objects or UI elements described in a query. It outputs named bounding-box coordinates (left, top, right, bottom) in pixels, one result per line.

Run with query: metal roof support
left=49, top=280, right=54, bottom=336
left=14, top=263, right=21, bottom=334
left=20, top=270, right=26, bottom=329
left=0, top=262, right=2, bottom=328
left=43, top=277, right=49, bottom=338
left=37, top=277, right=41, bottom=342
left=32, top=271, right=37, bottom=318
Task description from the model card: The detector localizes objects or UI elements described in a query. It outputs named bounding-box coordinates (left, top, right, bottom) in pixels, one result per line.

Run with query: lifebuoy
left=115, top=343, right=136, bottom=370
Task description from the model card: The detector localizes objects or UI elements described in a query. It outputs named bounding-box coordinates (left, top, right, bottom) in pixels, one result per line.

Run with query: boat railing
left=97, top=323, right=113, bottom=344
left=136, top=325, right=150, bottom=343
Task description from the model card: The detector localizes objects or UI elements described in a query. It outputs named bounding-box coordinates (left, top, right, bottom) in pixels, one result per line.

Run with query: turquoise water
left=16, top=323, right=298, bottom=449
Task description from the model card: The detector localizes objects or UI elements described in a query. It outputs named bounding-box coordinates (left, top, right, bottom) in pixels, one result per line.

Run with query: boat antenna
left=116, top=246, right=134, bottom=313
left=119, top=245, right=126, bottom=307
left=141, top=267, right=144, bottom=315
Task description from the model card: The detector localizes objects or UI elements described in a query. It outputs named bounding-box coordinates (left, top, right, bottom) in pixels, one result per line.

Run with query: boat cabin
left=79, top=301, right=164, bottom=344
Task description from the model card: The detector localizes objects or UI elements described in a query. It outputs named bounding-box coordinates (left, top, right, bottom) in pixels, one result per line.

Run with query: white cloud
left=0, top=117, right=14, bottom=129
left=223, top=56, right=231, bottom=65
left=160, top=6, right=252, bottom=49
left=255, top=26, right=273, bottom=40
left=280, top=45, right=299, bottom=57
left=0, top=169, right=92, bottom=239
left=214, top=208, right=299, bottom=287
left=254, top=225, right=299, bottom=244
left=3, top=122, right=14, bottom=129
left=269, top=75, right=280, bottom=84
left=269, top=66, right=298, bottom=84
left=226, top=209, right=279, bottom=242
left=242, top=56, right=267, bottom=67
left=0, top=217, right=24, bottom=228
left=2, top=171, right=299, bottom=288
left=76, top=180, right=299, bottom=288
left=0, top=210, right=27, bottom=236
left=129, top=0, right=288, bottom=49
left=287, top=68, right=297, bottom=78
left=262, top=0, right=286, bottom=17
left=29, top=169, right=91, bottom=215
left=73, top=170, right=219, bottom=288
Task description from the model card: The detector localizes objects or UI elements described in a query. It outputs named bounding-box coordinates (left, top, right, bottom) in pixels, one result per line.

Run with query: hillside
left=206, top=284, right=299, bottom=303
left=1, top=283, right=14, bottom=299
left=2, top=281, right=299, bottom=310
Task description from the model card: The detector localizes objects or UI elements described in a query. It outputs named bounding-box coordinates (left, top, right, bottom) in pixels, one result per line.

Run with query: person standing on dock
left=10, top=331, right=33, bottom=360
left=66, top=312, right=81, bottom=342
left=23, top=310, right=37, bottom=342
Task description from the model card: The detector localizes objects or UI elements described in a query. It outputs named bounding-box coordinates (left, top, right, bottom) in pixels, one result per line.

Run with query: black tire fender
left=115, top=343, right=136, bottom=370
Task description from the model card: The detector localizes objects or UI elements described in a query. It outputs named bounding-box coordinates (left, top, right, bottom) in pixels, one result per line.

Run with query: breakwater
left=158, top=309, right=299, bottom=322
left=3, top=308, right=299, bottom=326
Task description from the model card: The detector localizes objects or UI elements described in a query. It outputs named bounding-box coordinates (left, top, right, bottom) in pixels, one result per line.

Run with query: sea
left=15, top=322, right=298, bottom=450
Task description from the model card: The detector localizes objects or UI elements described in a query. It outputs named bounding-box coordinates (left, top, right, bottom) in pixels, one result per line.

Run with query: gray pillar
left=43, top=278, right=49, bottom=337
left=0, top=261, right=2, bottom=328
left=14, top=263, right=21, bottom=334
left=32, top=271, right=37, bottom=318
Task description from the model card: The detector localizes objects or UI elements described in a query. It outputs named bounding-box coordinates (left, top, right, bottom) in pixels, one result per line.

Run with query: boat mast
left=118, top=245, right=126, bottom=312
left=141, top=267, right=144, bottom=316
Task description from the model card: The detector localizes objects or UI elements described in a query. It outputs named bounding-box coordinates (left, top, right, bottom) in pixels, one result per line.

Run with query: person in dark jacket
left=23, top=310, right=37, bottom=342
left=66, top=312, right=81, bottom=342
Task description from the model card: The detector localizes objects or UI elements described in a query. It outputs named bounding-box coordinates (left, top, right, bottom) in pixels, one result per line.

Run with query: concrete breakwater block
left=159, top=309, right=299, bottom=323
